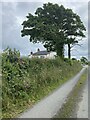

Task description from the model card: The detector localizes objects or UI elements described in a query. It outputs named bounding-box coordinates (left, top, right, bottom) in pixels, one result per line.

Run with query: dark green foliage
left=72, top=58, right=77, bottom=61
left=80, top=57, right=88, bottom=65
left=21, top=2, right=86, bottom=58
left=2, top=48, right=82, bottom=118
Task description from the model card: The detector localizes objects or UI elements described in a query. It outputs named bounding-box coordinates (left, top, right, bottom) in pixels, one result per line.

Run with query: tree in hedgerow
left=80, top=57, right=88, bottom=64
left=63, top=9, right=86, bottom=59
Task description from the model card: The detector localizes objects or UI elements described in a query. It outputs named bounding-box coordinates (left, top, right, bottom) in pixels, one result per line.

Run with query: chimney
left=37, top=48, right=40, bottom=52
left=31, top=52, right=33, bottom=55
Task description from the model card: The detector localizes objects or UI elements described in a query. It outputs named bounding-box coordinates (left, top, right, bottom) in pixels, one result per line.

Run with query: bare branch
left=70, top=43, right=83, bottom=49
left=71, top=48, right=79, bottom=52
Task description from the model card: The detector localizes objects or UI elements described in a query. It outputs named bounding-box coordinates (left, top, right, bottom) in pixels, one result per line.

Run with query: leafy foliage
left=80, top=57, right=88, bottom=65
left=2, top=48, right=82, bottom=118
left=21, top=2, right=86, bottom=58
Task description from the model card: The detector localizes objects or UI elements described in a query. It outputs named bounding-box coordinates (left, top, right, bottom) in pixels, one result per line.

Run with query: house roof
left=33, top=51, right=50, bottom=55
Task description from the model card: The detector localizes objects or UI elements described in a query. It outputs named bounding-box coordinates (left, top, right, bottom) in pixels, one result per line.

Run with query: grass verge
left=53, top=69, right=87, bottom=118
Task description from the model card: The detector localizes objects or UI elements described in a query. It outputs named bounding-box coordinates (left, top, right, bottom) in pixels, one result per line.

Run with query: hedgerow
left=2, top=48, right=82, bottom=118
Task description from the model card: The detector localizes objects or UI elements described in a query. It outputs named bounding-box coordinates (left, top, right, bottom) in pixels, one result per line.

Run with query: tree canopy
left=80, top=57, right=88, bottom=64
left=21, top=2, right=86, bottom=58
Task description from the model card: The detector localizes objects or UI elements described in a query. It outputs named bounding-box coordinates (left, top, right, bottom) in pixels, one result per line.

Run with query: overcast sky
left=0, top=0, right=89, bottom=59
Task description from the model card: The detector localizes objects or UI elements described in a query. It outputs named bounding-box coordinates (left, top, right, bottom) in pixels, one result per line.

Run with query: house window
left=40, top=56, right=44, bottom=58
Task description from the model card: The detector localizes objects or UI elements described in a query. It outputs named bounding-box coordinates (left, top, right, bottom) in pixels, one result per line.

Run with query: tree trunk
left=56, top=44, right=64, bottom=58
left=68, top=44, right=71, bottom=59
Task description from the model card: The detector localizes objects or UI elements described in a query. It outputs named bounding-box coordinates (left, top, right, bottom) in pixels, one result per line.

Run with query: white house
left=29, top=49, right=56, bottom=59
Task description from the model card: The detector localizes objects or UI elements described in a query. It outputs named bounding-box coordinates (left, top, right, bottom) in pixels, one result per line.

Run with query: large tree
left=21, top=3, right=67, bottom=57
left=21, top=3, right=86, bottom=58
left=63, top=9, right=86, bottom=59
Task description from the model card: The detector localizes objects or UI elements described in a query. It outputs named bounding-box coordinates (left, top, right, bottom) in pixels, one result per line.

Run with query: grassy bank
left=2, top=49, right=82, bottom=118
left=54, top=69, right=87, bottom=118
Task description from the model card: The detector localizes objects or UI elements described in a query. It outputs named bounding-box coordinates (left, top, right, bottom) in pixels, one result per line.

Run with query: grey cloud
left=0, top=3, right=2, bottom=50
left=2, top=3, right=17, bottom=33
left=16, top=2, right=43, bottom=17
left=2, top=2, right=45, bottom=55
left=2, top=3, right=18, bottom=48
left=76, top=3, right=88, bottom=28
